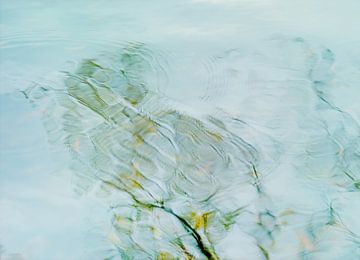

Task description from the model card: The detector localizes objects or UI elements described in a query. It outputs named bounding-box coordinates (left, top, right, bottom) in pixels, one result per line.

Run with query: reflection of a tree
left=24, top=39, right=360, bottom=259
left=26, top=43, right=262, bottom=259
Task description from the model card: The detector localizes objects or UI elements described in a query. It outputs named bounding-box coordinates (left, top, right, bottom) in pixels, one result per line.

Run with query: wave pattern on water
left=24, top=37, right=360, bottom=259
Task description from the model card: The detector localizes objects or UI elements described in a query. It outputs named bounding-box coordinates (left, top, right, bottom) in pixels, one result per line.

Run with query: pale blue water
left=1, top=1, right=360, bottom=259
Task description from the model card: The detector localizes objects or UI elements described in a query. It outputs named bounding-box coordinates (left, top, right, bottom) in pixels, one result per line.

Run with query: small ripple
left=200, top=52, right=230, bottom=101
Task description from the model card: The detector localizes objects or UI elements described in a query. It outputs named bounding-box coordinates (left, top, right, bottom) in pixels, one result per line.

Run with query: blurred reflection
left=25, top=38, right=360, bottom=259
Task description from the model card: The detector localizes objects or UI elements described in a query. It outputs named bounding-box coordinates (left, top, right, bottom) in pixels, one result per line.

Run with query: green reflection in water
left=24, top=39, right=360, bottom=259
left=26, top=43, right=261, bottom=259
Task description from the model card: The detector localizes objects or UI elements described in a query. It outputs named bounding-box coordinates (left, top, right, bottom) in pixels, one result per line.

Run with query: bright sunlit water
left=1, top=1, right=360, bottom=259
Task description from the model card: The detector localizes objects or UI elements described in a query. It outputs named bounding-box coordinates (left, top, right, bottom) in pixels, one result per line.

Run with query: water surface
left=1, top=1, right=360, bottom=259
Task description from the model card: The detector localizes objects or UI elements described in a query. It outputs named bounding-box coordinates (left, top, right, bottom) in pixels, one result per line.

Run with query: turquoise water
left=1, top=1, right=360, bottom=259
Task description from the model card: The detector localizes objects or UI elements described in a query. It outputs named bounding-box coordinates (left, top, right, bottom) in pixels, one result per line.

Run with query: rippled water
left=1, top=1, right=360, bottom=259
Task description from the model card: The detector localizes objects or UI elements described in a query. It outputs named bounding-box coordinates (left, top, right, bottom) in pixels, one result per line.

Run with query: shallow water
left=1, top=1, right=360, bottom=259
